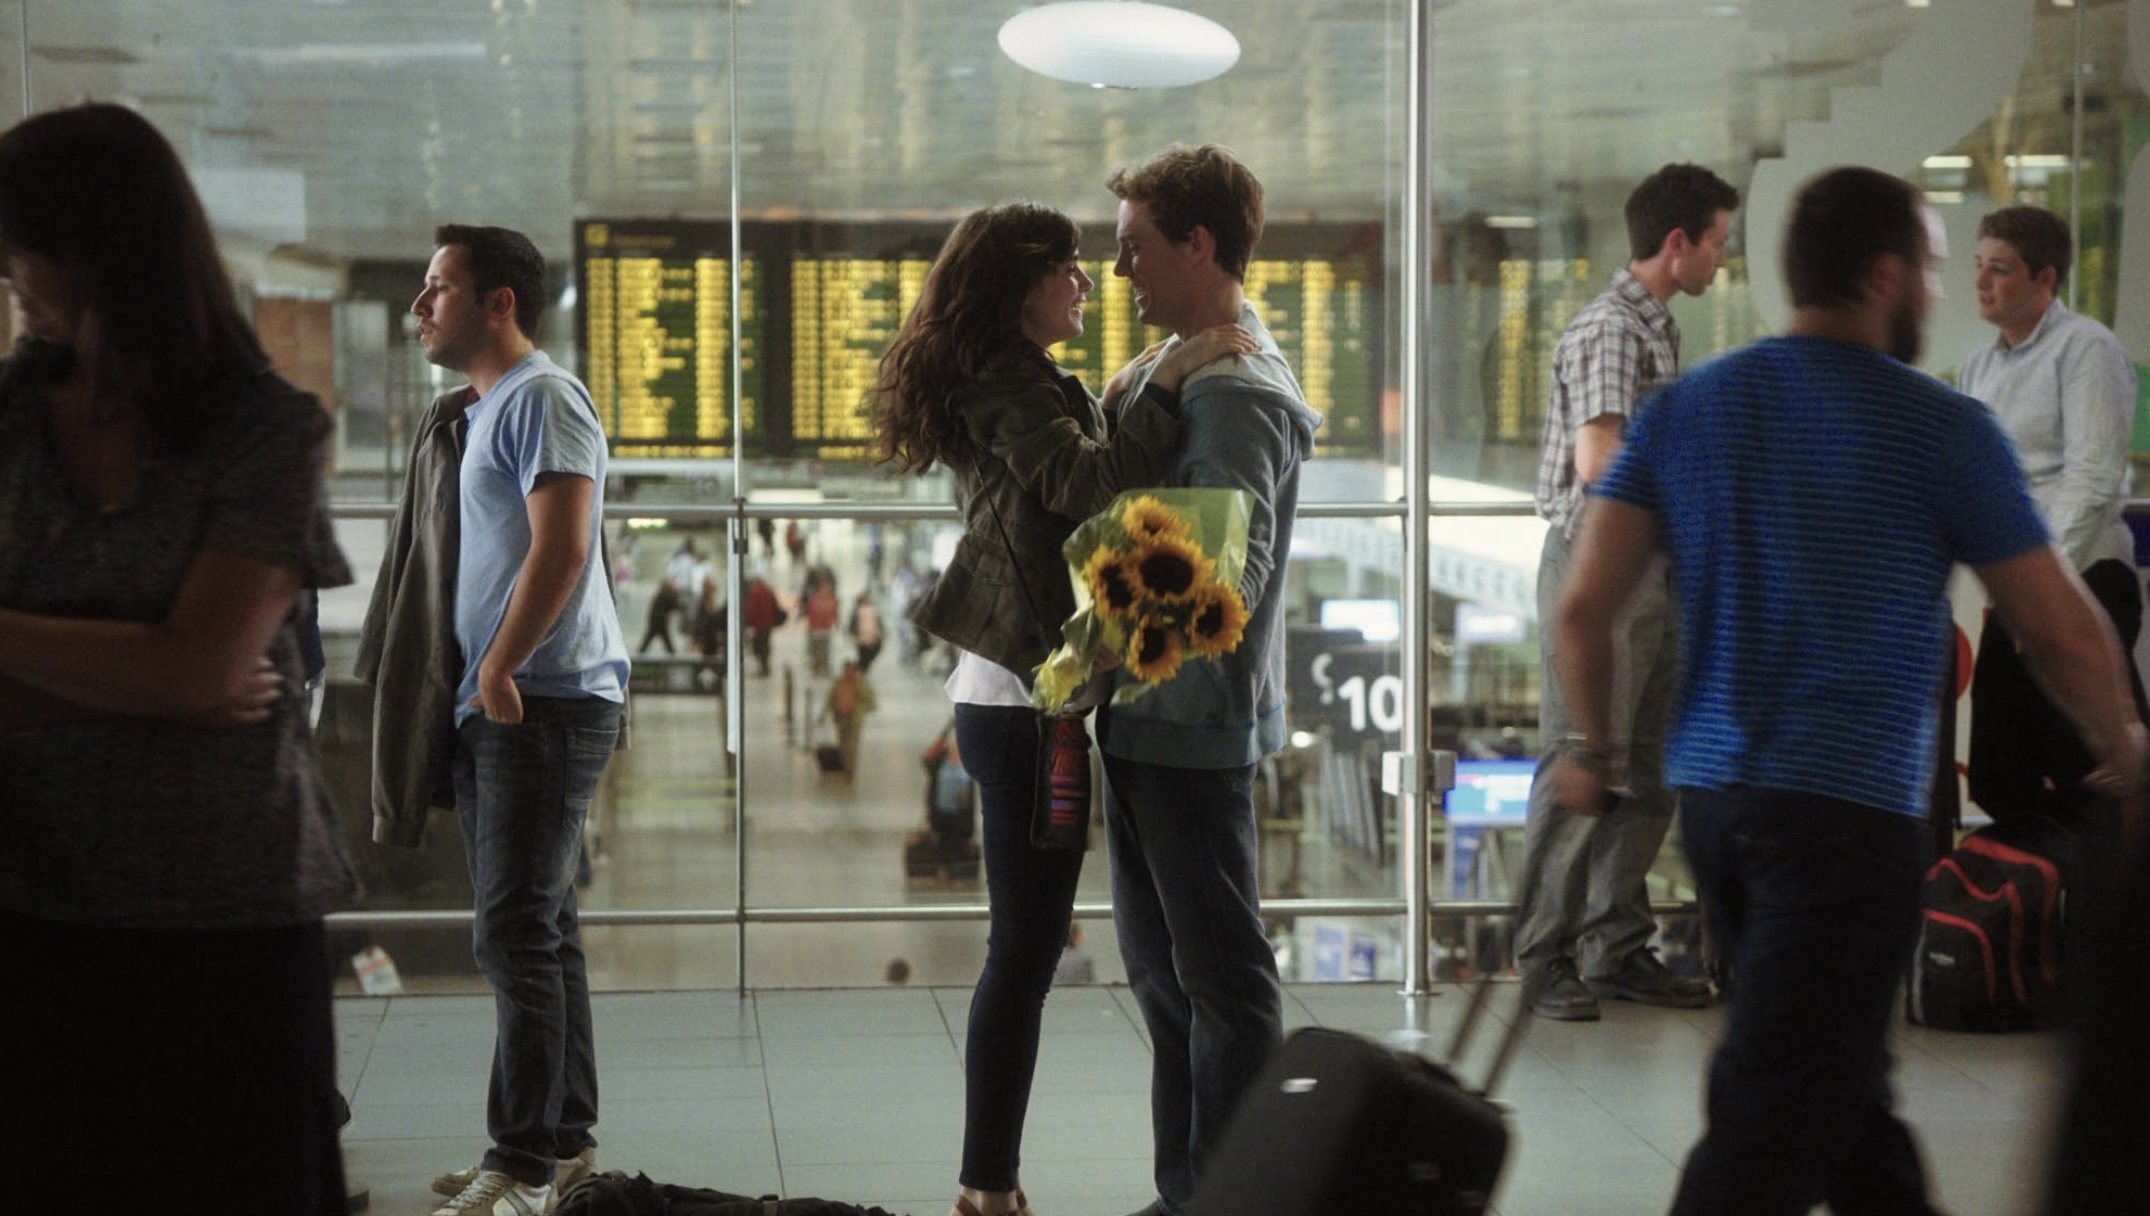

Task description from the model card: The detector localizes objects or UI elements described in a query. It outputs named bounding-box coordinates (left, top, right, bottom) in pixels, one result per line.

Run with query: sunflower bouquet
left=1030, top=488, right=1255, bottom=712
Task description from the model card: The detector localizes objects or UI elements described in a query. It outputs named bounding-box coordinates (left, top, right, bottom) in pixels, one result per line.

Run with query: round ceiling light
left=998, top=2, right=1240, bottom=89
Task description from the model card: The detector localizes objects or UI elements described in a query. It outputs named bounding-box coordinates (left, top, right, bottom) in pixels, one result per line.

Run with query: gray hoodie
left=1099, top=302, right=1323, bottom=769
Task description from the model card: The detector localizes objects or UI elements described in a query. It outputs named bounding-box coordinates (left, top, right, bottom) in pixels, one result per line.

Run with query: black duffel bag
left=556, top=1172, right=905, bottom=1216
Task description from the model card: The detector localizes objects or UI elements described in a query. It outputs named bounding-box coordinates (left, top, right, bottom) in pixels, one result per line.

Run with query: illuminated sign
left=576, top=220, right=761, bottom=459
left=576, top=220, right=1382, bottom=462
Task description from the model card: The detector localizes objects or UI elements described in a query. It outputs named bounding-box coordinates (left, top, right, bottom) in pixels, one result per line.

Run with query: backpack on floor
left=556, top=1172, right=905, bottom=1216
left=1907, top=816, right=2072, bottom=1032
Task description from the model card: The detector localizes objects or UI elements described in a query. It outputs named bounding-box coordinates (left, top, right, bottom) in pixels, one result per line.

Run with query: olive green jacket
left=909, top=354, right=1184, bottom=683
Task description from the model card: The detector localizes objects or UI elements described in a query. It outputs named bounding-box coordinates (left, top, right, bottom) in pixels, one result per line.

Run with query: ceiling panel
left=0, top=0, right=1994, bottom=267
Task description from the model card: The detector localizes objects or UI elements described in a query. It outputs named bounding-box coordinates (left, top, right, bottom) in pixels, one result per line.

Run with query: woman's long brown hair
left=0, top=102, right=269, bottom=452
left=870, top=202, right=1080, bottom=474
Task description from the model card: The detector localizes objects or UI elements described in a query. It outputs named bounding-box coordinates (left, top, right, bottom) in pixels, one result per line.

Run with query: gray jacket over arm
left=353, top=387, right=470, bottom=846
left=909, top=354, right=1184, bottom=681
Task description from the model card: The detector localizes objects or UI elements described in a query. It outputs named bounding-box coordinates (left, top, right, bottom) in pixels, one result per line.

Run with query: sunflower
left=1129, top=535, right=1211, bottom=604
left=1125, top=617, right=1186, bottom=683
left=1082, top=547, right=1143, bottom=620
left=1184, top=582, right=1249, bottom=658
left=1120, top=495, right=1192, bottom=545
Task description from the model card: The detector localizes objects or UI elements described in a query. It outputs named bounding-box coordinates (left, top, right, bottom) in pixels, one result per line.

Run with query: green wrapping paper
left=1031, top=487, right=1255, bottom=712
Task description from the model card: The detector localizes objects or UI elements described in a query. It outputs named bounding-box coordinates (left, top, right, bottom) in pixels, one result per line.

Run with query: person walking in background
left=665, top=536, right=702, bottom=605
left=851, top=591, right=885, bottom=673
left=804, top=567, right=840, bottom=677
left=875, top=199, right=1251, bottom=1216
left=691, top=578, right=726, bottom=663
left=1517, top=163, right=1740, bottom=1022
left=637, top=577, right=682, bottom=654
left=820, top=657, right=877, bottom=777
left=1959, top=204, right=2150, bottom=831
left=743, top=572, right=781, bottom=676
left=0, top=102, right=358, bottom=1214
left=865, top=520, right=887, bottom=585
left=1551, top=165, right=2148, bottom=1216
left=892, top=557, right=927, bottom=668
left=407, top=223, right=630, bottom=1216
left=1094, top=144, right=1321, bottom=1216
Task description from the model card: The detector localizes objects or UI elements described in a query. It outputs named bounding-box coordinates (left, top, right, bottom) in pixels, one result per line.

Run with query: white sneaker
left=432, top=1148, right=595, bottom=1198
left=428, top=1170, right=553, bottom=1216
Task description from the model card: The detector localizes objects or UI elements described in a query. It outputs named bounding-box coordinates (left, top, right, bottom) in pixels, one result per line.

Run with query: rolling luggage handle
left=1439, top=969, right=1532, bottom=1103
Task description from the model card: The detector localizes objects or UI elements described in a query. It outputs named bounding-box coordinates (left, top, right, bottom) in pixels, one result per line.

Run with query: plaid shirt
left=1534, top=268, right=1680, bottom=537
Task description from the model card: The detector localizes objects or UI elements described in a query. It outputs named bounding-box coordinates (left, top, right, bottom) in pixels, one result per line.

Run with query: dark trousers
left=2043, top=822, right=2150, bottom=1215
left=1104, top=752, right=1284, bottom=1213
left=1671, top=788, right=1940, bottom=1216
left=455, top=694, right=624, bottom=1188
left=953, top=704, right=1087, bottom=1191
left=0, top=911, right=347, bottom=1214
left=1970, top=558, right=2148, bottom=827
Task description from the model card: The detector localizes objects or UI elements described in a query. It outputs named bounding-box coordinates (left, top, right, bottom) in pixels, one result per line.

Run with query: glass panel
left=11, top=0, right=2134, bottom=988
left=1425, top=0, right=1933, bottom=491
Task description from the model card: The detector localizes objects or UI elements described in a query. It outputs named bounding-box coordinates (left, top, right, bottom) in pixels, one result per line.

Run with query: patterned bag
left=1032, top=710, right=1093, bottom=851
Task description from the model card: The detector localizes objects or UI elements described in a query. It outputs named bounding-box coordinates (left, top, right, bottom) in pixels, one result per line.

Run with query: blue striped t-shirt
left=1594, top=335, right=2049, bottom=818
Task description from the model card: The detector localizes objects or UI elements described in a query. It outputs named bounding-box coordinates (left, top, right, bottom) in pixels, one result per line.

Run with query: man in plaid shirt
left=1518, top=163, right=1741, bottom=1021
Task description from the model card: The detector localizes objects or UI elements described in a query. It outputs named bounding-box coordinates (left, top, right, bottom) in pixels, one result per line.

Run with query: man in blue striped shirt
left=1550, top=166, right=2148, bottom=1216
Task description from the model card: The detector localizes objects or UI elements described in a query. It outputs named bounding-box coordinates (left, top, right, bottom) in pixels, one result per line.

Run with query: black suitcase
left=1190, top=980, right=1526, bottom=1216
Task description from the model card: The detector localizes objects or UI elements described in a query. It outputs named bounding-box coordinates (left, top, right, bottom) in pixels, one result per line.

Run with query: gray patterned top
left=0, top=355, right=361, bottom=929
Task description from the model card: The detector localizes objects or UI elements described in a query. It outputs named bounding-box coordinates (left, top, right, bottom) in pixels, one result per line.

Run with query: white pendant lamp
left=998, top=2, right=1240, bottom=89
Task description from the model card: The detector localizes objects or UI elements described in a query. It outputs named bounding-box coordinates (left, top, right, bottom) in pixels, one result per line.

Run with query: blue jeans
left=454, top=694, right=623, bottom=1188
left=954, top=705, right=1086, bottom=1192
left=1671, top=788, right=1940, bottom=1216
left=1103, top=752, right=1283, bottom=1213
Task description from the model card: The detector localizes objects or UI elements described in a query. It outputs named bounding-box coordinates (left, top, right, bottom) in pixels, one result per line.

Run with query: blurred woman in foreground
left=0, top=102, right=357, bottom=1212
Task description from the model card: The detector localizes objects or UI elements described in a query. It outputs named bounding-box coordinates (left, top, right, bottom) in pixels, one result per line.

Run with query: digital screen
left=1243, top=256, right=1377, bottom=452
left=1447, top=758, right=1535, bottom=824
left=1319, top=597, right=1401, bottom=642
left=788, top=254, right=931, bottom=460
left=576, top=220, right=763, bottom=459
left=578, top=220, right=1382, bottom=462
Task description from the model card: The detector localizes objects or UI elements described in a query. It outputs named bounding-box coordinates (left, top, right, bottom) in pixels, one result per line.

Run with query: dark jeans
left=1969, top=558, right=2148, bottom=828
left=2043, top=809, right=2150, bottom=1215
left=1671, top=788, right=1940, bottom=1216
left=455, top=694, right=624, bottom=1188
left=954, top=704, right=1087, bottom=1191
left=1103, top=752, right=1283, bottom=1213
left=0, top=911, right=346, bottom=1214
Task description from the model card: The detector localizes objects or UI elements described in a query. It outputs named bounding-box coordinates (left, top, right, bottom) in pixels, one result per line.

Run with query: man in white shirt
left=1960, top=204, right=2149, bottom=828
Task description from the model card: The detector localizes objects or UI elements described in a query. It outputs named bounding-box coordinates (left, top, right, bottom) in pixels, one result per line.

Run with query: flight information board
left=788, top=254, right=932, bottom=459
left=1244, top=255, right=1377, bottom=452
left=577, top=220, right=1381, bottom=462
left=575, top=220, right=762, bottom=458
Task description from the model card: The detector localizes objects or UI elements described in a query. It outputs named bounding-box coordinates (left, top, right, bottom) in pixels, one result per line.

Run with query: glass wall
left=3, top=0, right=2141, bottom=990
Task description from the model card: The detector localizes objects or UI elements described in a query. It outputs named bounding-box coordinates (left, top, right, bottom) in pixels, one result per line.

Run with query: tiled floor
left=339, top=983, right=2069, bottom=1216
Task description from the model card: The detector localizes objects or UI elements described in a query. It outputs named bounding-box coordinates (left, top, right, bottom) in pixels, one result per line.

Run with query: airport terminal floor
left=323, top=528, right=2071, bottom=1216
left=336, top=985, right=2065, bottom=1216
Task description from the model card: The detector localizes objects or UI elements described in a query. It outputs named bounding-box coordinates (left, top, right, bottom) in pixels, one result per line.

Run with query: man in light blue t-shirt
left=1550, top=168, right=2147, bottom=1216
left=413, top=224, right=629, bottom=1216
